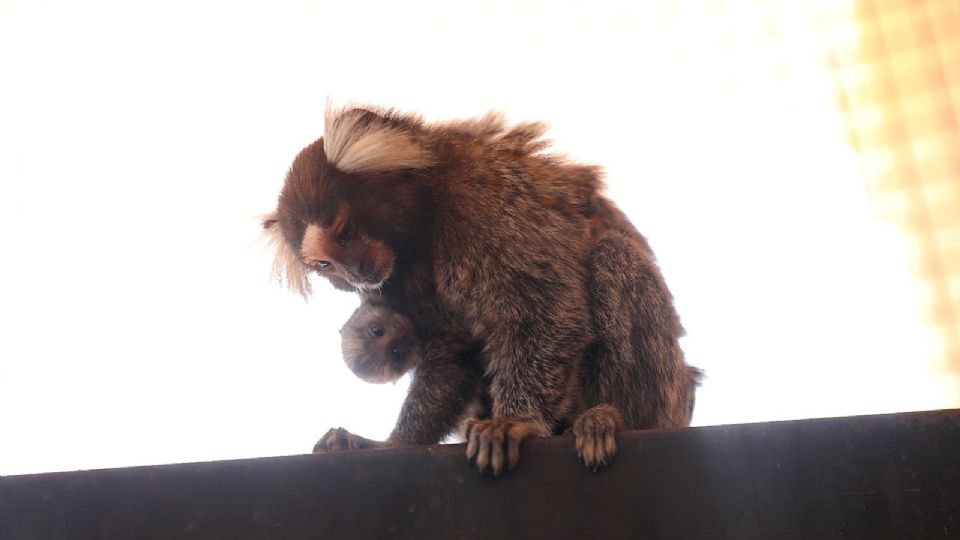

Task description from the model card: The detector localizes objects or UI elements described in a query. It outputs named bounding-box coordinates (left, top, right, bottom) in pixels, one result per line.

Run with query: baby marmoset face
left=340, top=303, right=422, bottom=384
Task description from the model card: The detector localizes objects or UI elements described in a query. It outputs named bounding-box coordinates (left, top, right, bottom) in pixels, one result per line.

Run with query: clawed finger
left=475, top=425, right=492, bottom=472
left=465, top=420, right=479, bottom=460
left=507, top=432, right=522, bottom=470
left=490, top=428, right=506, bottom=475
left=465, top=419, right=537, bottom=475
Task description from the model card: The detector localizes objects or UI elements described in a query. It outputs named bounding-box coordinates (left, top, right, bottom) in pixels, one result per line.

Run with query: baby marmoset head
left=340, top=303, right=422, bottom=384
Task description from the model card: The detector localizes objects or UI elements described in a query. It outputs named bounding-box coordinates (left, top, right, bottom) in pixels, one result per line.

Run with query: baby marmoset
left=265, top=106, right=700, bottom=474
left=322, top=295, right=491, bottom=454
left=338, top=301, right=491, bottom=442
left=340, top=303, right=422, bottom=384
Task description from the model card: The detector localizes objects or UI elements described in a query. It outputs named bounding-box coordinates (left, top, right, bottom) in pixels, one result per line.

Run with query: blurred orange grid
left=835, top=0, right=960, bottom=370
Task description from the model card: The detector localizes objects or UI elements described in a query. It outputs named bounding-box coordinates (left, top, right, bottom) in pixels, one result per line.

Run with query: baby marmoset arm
left=389, top=336, right=487, bottom=446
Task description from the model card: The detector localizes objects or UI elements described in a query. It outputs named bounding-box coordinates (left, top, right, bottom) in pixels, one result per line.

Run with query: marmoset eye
left=337, top=220, right=355, bottom=246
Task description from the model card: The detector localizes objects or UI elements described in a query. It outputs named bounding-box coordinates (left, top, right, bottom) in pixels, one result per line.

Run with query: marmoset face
left=340, top=304, right=421, bottom=384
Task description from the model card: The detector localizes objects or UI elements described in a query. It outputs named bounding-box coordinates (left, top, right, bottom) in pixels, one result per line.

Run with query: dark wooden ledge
left=2, top=409, right=958, bottom=539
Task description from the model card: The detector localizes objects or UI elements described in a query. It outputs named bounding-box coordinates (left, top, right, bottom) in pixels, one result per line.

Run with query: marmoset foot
left=572, top=405, right=624, bottom=471
left=312, top=427, right=381, bottom=454
left=464, top=418, right=546, bottom=475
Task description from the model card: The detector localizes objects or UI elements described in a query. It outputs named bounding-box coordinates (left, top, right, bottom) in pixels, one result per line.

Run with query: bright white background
left=1, top=1, right=956, bottom=475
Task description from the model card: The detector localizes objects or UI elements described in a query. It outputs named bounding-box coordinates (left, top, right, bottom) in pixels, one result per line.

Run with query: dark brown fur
left=267, top=107, right=700, bottom=473
left=581, top=195, right=704, bottom=430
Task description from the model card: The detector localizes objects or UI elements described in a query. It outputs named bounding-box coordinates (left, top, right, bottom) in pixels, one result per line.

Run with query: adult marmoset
left=264, top=106, right=698, bottom=473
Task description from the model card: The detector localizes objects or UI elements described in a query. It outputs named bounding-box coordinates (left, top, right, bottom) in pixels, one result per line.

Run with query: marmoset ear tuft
left=261, top=211, right=311, bottom=299
left=261, top=212, right=279, bottom=230
left=323, top=105, right=433, bottom=174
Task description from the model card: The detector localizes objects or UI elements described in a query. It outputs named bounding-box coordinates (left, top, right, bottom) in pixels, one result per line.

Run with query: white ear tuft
left=262, top=213, right=311, bottom=298
left=324, top=106, right=432, bottom=173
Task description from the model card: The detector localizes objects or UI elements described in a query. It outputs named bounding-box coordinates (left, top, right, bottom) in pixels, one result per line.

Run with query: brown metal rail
left=2, top=409, right=958, bottom=539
